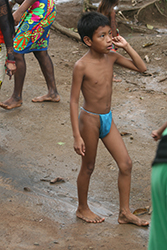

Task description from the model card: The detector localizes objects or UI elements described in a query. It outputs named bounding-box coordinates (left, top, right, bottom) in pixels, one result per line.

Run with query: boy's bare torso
left=79, top=51, right=117, bottom=114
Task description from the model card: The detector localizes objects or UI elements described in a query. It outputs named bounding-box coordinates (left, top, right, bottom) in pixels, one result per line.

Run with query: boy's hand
left=74, top=136, right=85, bottom=156
left=112, top=35, right=128, bottom=49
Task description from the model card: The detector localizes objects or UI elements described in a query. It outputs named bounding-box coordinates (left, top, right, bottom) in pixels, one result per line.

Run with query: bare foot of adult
left=118, top=209, right=149, bottom=227
left=0, top=97, right=22, bottom=110
left=32, top=93, right=60, bottom=103
left=76, top=208, right=105, bottom=223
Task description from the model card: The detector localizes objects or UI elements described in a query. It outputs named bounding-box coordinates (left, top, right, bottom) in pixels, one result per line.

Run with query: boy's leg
left=102, top=120, right=149, bottom=226
left=0, top=52, right=25, bottom=110
left=32, top=50, right=60, bottom=103
left=76, top=111, right=105, bottom=223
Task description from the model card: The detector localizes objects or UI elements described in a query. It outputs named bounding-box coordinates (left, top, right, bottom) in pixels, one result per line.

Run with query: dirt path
left=0, top=0, right=167, bottom=249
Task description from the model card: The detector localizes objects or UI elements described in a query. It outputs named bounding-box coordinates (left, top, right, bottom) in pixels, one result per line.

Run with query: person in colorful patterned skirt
left=0, top=0, right=60, bottom=109
left=0, top=0, right=16, bottom=87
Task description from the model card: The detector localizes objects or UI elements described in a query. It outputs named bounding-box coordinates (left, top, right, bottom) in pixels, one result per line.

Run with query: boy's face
left=88, top=25, right=112, bottom=53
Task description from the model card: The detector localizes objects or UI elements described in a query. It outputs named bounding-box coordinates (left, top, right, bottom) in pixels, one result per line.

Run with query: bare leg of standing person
left=102, top=120, right=149, bottom=226
left=0, top=53, right=25, bottom=109
left=76, top=110, right=105, bottom=223
left=32, top=50, right=60, bottom=102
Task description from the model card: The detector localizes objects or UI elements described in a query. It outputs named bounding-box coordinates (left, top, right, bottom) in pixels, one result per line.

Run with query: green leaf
left=57, top=142, right=65, bottom=145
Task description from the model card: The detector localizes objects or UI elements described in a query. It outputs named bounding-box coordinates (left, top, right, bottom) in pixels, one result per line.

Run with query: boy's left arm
left=112, top=36, right=147, bottom=73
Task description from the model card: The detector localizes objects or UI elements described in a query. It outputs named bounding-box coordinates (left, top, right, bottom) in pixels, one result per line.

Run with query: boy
left=70, top=11, right=149, bottom=226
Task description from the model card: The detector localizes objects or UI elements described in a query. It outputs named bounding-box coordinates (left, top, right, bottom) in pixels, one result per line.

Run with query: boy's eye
left=109, top=31, right=112, bottom=36
left=101, top=34, right=105, bottom=38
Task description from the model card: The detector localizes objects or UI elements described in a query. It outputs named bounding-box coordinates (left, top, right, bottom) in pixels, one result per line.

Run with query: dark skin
left=0, top=0, right=16, bottom=79
left=0, top=0, right=60, bottom=110
left=70, top=26, right=149, bottom=225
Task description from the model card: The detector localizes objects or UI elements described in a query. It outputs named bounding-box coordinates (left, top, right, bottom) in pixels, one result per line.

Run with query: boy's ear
left=83, top=36, right=92, bottom=47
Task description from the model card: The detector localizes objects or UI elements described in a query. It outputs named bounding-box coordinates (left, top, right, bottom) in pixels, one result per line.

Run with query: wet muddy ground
left=0, top=0, right=167, bottom=249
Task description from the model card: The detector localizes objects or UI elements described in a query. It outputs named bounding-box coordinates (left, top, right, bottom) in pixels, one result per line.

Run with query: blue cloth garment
left=81, top=107, right=112, bottom=139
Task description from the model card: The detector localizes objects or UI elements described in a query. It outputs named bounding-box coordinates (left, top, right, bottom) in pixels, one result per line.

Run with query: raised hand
left=112, top=35, right=128, bottom=49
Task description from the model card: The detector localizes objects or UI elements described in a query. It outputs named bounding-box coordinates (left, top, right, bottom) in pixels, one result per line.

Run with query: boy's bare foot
left=118, top=209, right=149, bottom=227
left=32, top=94, right=60, bottom=103
left=76, top=208, right=105, bottom=223
left=0, top=97, right=22, bottom=110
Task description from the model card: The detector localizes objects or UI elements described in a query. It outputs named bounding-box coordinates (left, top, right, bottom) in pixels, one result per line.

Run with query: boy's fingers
left=79, top=147, right=85, bottom=156
left=81, top=151, right=85, bottom=156
left=81, top=144, right=85, bottom=156
left=82, top=144, right=85, bottom=152
left=74, top=147, right=84, bottom=156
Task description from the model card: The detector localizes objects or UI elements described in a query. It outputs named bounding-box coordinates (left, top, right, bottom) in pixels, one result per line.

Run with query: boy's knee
left=119, top=158, right=132, bottom=175
left=86, top=163, right=95, bottom=176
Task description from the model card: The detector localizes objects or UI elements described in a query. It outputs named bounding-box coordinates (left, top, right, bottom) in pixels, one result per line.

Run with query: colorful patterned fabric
left=0, top=30, right=5, bottom=44
left=14, top=0, right=56, bottom=53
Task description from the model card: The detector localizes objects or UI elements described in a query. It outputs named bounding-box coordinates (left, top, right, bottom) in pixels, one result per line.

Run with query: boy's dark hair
left=77, top=11, right=110, bottom=44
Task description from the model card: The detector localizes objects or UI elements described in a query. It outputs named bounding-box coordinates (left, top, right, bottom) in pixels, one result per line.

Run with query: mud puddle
left=0, top=150, right=150, bottom=250
left=0, top=147, right=115, bottom=222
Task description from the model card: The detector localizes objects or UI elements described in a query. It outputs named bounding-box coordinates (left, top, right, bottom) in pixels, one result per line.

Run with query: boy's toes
left=76, top=209, right=105, bottom=223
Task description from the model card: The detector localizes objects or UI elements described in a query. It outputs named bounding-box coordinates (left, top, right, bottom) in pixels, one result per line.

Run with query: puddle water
left=0, top=148, right=116, bottom=223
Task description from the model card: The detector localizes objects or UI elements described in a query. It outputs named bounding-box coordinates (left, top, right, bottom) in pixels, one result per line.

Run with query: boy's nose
left=106, top=35, right=112, bottom=42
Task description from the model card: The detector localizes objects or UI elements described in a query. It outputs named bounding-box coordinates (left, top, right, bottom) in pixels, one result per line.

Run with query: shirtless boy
left=70, top=11, right=149, bottom=226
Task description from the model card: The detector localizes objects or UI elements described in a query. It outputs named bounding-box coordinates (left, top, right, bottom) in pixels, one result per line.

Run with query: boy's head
left=77, top=11, right=110, bottom=45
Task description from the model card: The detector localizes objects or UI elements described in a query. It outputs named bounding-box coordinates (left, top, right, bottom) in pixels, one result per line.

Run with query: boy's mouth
left=107, top=45, right=112, bottom=50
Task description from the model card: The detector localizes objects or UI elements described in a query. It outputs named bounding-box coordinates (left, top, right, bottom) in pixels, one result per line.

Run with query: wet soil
left=0, top=0, right=167, bottom=249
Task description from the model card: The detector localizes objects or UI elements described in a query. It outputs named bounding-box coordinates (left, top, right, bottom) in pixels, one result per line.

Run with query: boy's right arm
left=70, top=61, right=85, bottom=156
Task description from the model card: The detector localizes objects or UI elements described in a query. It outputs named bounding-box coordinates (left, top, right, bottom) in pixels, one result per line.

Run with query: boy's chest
left=84, top=62, right=113, bottom=83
